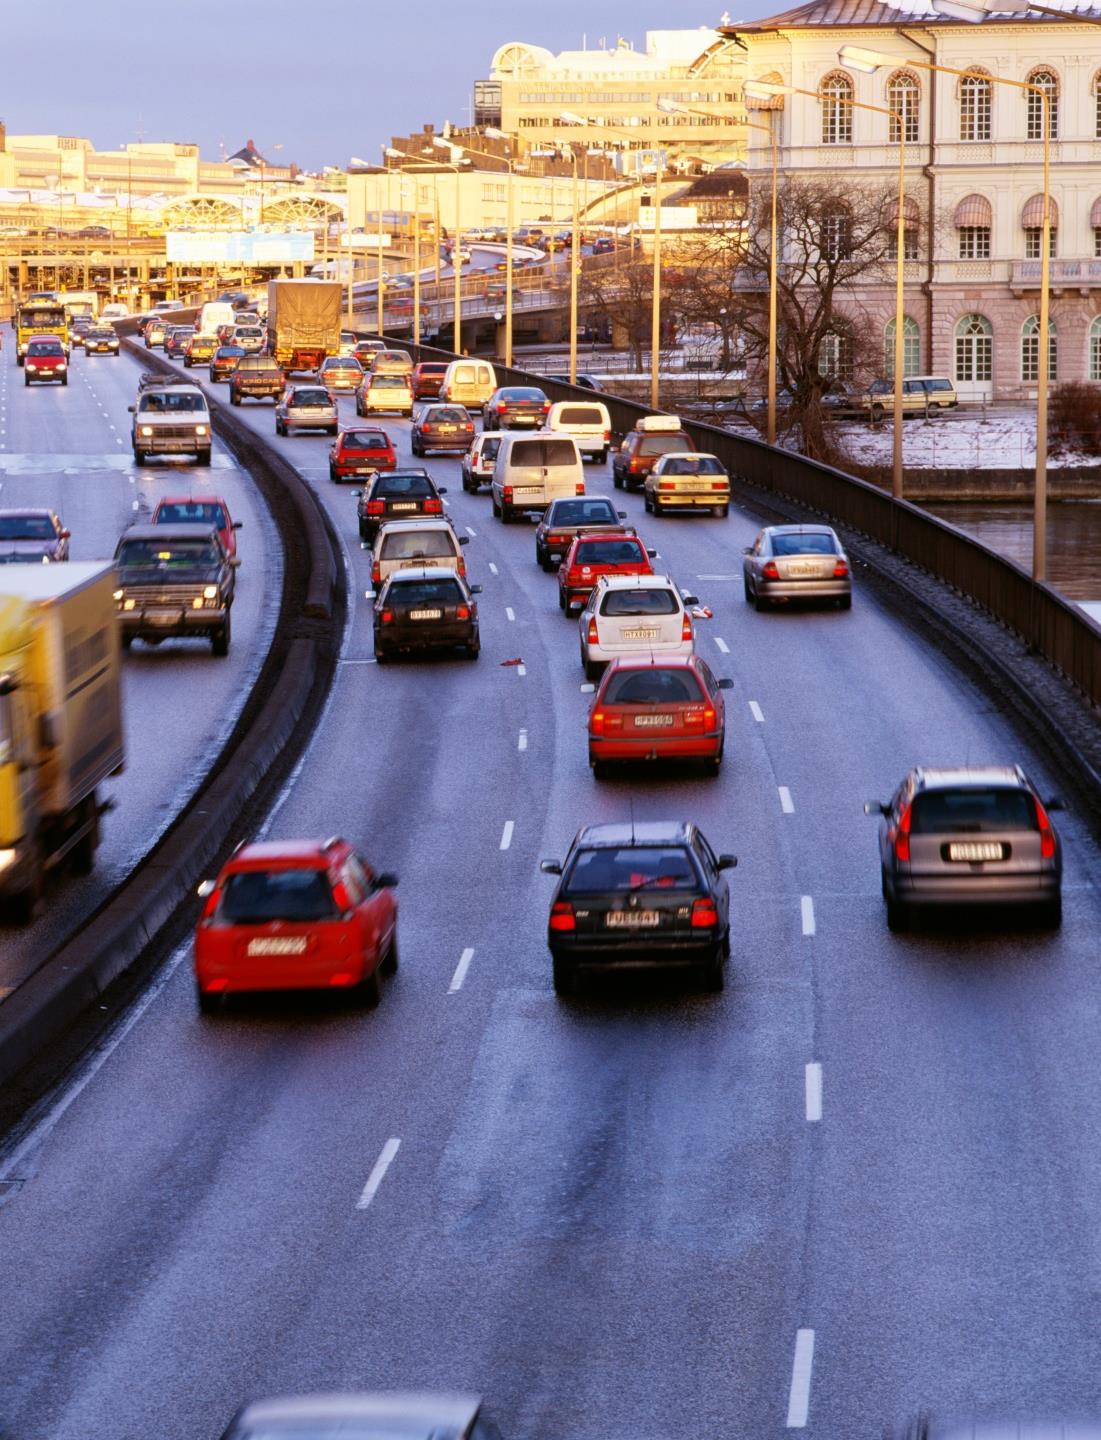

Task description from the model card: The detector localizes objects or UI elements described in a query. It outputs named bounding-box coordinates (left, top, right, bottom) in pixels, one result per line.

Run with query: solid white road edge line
left=749, top=701, right=765, bottom=723
left=500, top=820, right=515, bottom=850
left=786, top=1328, right=816, bottom=1428
left=805, top=1063, right=823, bottom=1123
left=779, top=786, right=795, bottom=814
left=356, top=1137, right=401, bottom=1211
left=465, top=525, right=476, bottom=537
left=449, top=947, right=475, bottom=993
left=801, top=896, right=815, bottom=936
left=517, top=664, right=526, bottom=676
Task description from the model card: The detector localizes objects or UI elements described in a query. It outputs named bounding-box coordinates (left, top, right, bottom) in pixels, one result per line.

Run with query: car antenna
left=629, top=796, right=636, bottom=845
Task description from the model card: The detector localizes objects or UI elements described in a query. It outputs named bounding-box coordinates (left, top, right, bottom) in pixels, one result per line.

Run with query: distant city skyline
left=0, top=0, right=774, bottom=174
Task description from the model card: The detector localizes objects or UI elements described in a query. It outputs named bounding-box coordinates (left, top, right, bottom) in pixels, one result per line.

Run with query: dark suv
left=612, top=421, right=694, bottom=491
left=229, top=354, right=284, bottom=405
left=113, top=522, right=238, bottom=656
left=867, top=765, right=1063, bottom=931
left=354, top=469, right=446, bottom=544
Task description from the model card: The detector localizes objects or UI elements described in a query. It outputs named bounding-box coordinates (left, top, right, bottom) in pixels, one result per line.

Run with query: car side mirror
left=646, top=548, right=658, bottom=559
left=540, top=860, right=562, bottom=875
left=470, top=584, right=483, bottom=594
left=580, top=682, right=595, bottom=694
left=459, top=535, right=469, bottom=545
left=229, top=557, right=242, bottom=568
left=127, top=405, right=135, bottom=413
left=437, top=486, right=448, bottom=495
left=232, top=521, right=243, bottom=530
left=618, top=510, right=627, bottom=518
left=682, top=593, right=699, bottom=607
left=364, top=590, right=376, bottom=601
left=717, top=677, right=734, bottom=690
left=863, top=802, right=888, bottom=816
left=374, top=871, right=399, bottom=889
left=197, top=879, right=216, bottom=899
left=743, top=546, right=753, bottom=555
left=350, top=489, right=362, bottom=498
left=717, top=854, right=738, bottom=871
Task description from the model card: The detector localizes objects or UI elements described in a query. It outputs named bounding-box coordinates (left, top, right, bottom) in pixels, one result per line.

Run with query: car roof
left=0, top=507, right=58, bottom=520
left=912, top=766, right=1028, bottom=791
left=595, top=572, right=677, bottom=590
left=604, top=654, right=700, bottom=673
left=233, top=1392, right=481, bottom=1434
left=155, top=495, right=230, bottom=509
left=386, top=566, right=464, bottom=583
left=766, top=524, right=838, bottom=536
left=575, top=820, right=694, bottom=848
left=655, top=451, right=719, bottom=463
left=376, top=518, right=453, bottom=533
left=121, top=522, right=219, bottom=541
left=224, top=839, right=348, bottom=871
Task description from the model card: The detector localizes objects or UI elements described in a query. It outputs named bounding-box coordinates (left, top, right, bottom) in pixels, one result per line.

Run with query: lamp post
left=397, top=155, right=467, bottom=351
left=431, top=138, right=465, bottom=352
left=839, top=43, right=1052, bottom=580
left=451, top=128, right=520, bottom=366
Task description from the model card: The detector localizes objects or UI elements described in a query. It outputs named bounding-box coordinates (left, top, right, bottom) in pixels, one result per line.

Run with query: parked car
left=411, top=404, right=475, bottom=456
left=742, top=524, right=852, bottom=611
left=329, top=427, right=397, bottom=482
left=860, top=374, right=959, bottom=419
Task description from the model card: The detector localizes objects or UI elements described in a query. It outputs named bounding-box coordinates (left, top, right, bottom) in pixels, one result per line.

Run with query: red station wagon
left=194, top=838, right=399, bottom=1012
left=558, top=531, right=655, bottom=612
left=587, top=655, right=734, bottom=777
left=329, top=427, right=397, bottom=482
left=151, top=495, right=242, bottom=558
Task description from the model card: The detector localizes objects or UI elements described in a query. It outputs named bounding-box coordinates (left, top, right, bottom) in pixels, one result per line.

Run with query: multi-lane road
left=1, top=348, right=1100, bottom=1438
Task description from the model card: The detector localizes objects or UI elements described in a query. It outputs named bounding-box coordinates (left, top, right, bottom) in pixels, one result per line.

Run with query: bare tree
left=662, top=197, right=748, bottom=375
left=579, top=257, right=657, bottom=373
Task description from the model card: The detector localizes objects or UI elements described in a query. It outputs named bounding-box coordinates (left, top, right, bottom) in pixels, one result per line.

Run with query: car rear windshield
left=564, top=845, right=701, bottom=895
left=155, top=503, right=227, bottom=528
left=139, top=392, right=208, bottom=413
left=639, top=434, right=690, bottom=455
left=377, top=475, right=433, bottom=496
left=234, top=327, right=263, bottom=338
left=427, top=408, right=469, bottom=424
left=600, top=588, right=677, bottom=617
left=345, top=431, right=388, bottom=448
left=772, top=533, right=837, bottom=556
left=389, top=578, right=464, bottom=605
left=502, top=388, right=546, bottom=401
left=910, top=788, right=1038, bottom=833
left=511, top=439, right=576, bottom=466
left=558, top=406, right=603, bottom=425
left=215, top=347, right=245, bottom=358
left=420, top=363, right=448, bottom=374
left=551, top=499, right=617, bottom=526
left=372, top=376, right=409, bottom=388
left=603, top=669, right=702, bottom=704
left=219, top=868, right=337, bottom=924
left=380, top=531, right=454, bottom=559
left=662, top=457, right=724, bottom=476
left=240, top=358, right=279, bottom=371
left=117, top=539, right=218, bottom=568
left=324, top=358, right=362, bottom=370
left=574, top=539, right=643, bottom=565
left=290, top=390, right=330, bottom=406
left=0, top=516, right=55, bottom=538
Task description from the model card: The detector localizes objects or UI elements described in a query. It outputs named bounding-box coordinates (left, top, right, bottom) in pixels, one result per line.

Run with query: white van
left=370, top=519, right=469, bottom=587
left=197, top=301, right=236, bottom=338
left=491, top=434, right=584, bottom=523
left=439, top=359, right=497, bottom=409
left=544, top=399, right=613, bottom=464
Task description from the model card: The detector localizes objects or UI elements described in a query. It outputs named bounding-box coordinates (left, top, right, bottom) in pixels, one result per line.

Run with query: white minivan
left=491, top=434, right=584, bottom=523
left=197, top=301, right=236, bottom=338
left=439, top=359, right=497, bottom=409
left=544, top=400, right=612, bottom=464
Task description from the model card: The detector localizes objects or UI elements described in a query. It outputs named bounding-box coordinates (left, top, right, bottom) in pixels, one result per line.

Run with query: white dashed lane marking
left=356, top=1138, right=401, bottom=1211
left=749, top=701, right=765, bottom=723
left=779, top=786, right=795, bottom=814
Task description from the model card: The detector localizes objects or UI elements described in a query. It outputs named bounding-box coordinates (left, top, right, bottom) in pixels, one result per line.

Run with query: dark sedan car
left=483, top=385, right=550, bottom=429
left=541, top=820, right=736, bottom=995
left=209, top=345, right=246, bottom=383
left=84, top=324, right=120, bottom=355
left=411, top=404, right=475, bottom=456
left=219, top=1392, right=506, bottom=1440
left=0, top=508, right=70, bottom=563
left=354, top=468, right=446, bottom=543
left=534, top=494, right=630, bottom=570
left=373, top=566, right=481, bottom=662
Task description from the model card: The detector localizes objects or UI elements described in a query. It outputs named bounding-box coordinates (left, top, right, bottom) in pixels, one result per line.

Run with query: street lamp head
left=744, top=79, right=795, bottom=98
left=558, top=110, right=587, bottom=126
left=383, top=147, right=403, bottom=159
left=656, top=97, right=687, bottom=114
left=837, top=44, right=900, bottom=72
left=483, top=126, right=509, bottom=140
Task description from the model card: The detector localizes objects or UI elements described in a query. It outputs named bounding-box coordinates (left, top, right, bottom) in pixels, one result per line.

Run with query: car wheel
left=743, top=576, right=753, bottom=602
left=701, top=949, right=725, bottom=992
left=584, top=656, right=602, bottom=683
left=838, top=594, right=853, bottom=611
left=230, top=391, right=240, bottom=406
left=197, top=449, right=212, bottom=467
left=552, top=958, right=574, bottom=997
left=24, top=377, right=29, bottom=387
left=196, top=983, right=221, bottom=1016
left=591, top=759, right=611, bottom=780
left=133, top=450, right=145, bottom=467
left=329, top=467, right=338, bottom=483
left=643, top=491, right=653, bottom=513
left=613, top=471, right=623, bottom=489
left=712, top=504, right=725, bottom=518
left=1038, top=896, right=1063, bottom=930
left=558, top=588, right=567, bottom=611
left=328, top=426, right=338, bottom=436
left=212, top=612, right=231, bottom=657
left=886, top=898, right=910, bottom=932
left=465, top=640, right=480, bottom=660
left=352, top=964, right=382, bottom=1008
left=754, top=592, right=769, bottom=613
left=381, top=931, right=399, bottom=975
left=275, top=420, right=284, bottom=436
left=121, top=633, right=134, bottom=651
left=62, top=376, right=68, bottom=387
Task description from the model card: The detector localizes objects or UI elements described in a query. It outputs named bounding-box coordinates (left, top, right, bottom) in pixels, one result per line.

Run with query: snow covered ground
left=833, top=414, right=1098, bottom=471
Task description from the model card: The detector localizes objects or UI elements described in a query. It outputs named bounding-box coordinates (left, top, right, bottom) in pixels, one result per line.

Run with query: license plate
left=437, top=425, right=456, bottom=432
left=514, top=486, right=541, bottom=497
left=788, top=563, right=820, bottom=576
left=634, top=714, right=674, bottom=727
left=622, top=627, right=659, bottom=640
left=605, top=910, right=660, bottom=928
left=247, top=936, right=308, bottom=955
left=409, top=608, right=442, bottom=620
left=948, top=841, right=1006, bottom=862
left=148, top=611, right=180, bottom=624
left=390, top=502, right=417, bottom=511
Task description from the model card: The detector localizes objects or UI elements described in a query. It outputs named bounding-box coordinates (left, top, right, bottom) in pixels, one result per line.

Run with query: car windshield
left=218, top=868, right=337, bottom=925
left=234, top=328, right=263, bottom=338
left=552, top=500, right=617, bottom=526
left=564, top=846, right=701, bottom=895
left=28, top=343, right=63, bottom=356
left=603, top=669, right=702, bottom=705
left=0, top=516, right=55, bottom=539
left=910, top=788, right=1038, bottom=833
left=117, top=539, right=218, bottom=568
left=428, top=409, right=468, bottom=424
left=600, top=588, right=677, bottom=617
left=290, top=390, right=331, bottom=407
left=378, top=475, right=433, bottom=497
left=662, top=457, right=724, bottom=476
left=380, top=531, right=453, bottom=559
left=575, top=539, right=643, bottom=565
left=139, top=392, right=207, bottom=413
left=771, top=533, right=837, bottom=557
left=155, top=503, right=227, bottom=528
left=88, top=329, right=114, bottom=339
left=344, top=432, right=388, bottom=449
left=389, top=578, right=464, bottom=605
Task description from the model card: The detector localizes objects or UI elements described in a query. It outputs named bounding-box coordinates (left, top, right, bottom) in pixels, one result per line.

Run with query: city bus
left=15, top=301, right=70, bottom=364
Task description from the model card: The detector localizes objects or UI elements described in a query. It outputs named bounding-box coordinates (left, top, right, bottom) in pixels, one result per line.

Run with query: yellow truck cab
left=15, top=300, right=69, bottom=365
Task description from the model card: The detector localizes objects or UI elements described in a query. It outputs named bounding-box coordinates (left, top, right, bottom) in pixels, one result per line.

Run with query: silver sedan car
left=743, top=524, right=851, bottom=610
left=219, top=1392, right=506, bottom=1440
left=275, top=383, right=338, bottom=437
left=867, top=765, right=1063, bottom=931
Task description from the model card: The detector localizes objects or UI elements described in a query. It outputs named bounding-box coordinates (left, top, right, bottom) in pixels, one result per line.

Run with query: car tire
left=591, top=759, right=610, bottom=780
left=24, top=377, right=29, bottom=387
left=197, top=450, right=212, bottom=467
left=353, top=964, right=382, bottom=1009
left=275, top=420, right=285, bottom=436
left=644, top=492, right=653, bottom=513
left=613, top=471, right=623, bottom=489
left=62, top=376, right=68, bottom=386
left=381, top=931, right=399, bottom=975
left=558, top=588, right=567, bottom=611
left=212, top=613, right=231, bottom=657
left=328, top=426, right=338, bottom=436
left=754, top=592, right=769, bottom=613
left=743, top=576, right=753, bottom=603
left=491, top=492, right=501, bottom=518
left=701, top=950, right=725, bottom=993
left=838, top=594, right=853, bottom=611
left=121, top=633, right=133, bottom=651
left=196, top=983, right=221, bottom=1016
left=329, top=467, right=338, bottom=483
left=584, top=656, right=602, bottom=683
left=1039, top=896, right=1063, bottom=929
left=133, top=450, right=145, bottom=467
left=886, top=898, right=910, bottom=932
left=465, top=641, right=480, bottom=660
left=712, top=505, right=725, bottom=518
left=230, top=391, right=240, bottom=406
left=552, top=958, right=574, bottom=997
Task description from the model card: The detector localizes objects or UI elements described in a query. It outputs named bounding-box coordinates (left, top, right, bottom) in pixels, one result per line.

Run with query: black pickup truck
left=113, top=522, right=238, bottom=656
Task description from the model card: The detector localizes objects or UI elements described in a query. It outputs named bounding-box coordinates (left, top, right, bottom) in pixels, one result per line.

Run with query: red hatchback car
left=24, top=337, right=69, bottom=386
left=151, top=495, right=242, bottom=558
left=411, top=361, right=449, bottom=399
left=558, top=532, right=655, bottom=612
left=194, top=838, right=399, bottom=1012
left=588, top=655, right=734, bottom=777
left=329, top=427, right=397, bottom=482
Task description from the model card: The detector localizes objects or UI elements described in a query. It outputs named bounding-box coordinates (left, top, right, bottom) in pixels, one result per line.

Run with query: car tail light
left=587, top=617, right=599, bottom=644
left=894, top=802, right=912, bottom=863
left=603, top=429, right=611, bottom=440
left=659, top=480, right=675, bottom=491
left=380, top=608, right=394, bottom=624
left=372, top=562, right=381, bottom=584
left=547, top=533, right=565, bottom=545
left=568, top=567, right=584, bottom=584
left=1035, top=798, right=1057, bottom=858
left=424, top=498, right=443, bottom=514
left=456, top=604, right=471, bottom=621
left=497, top=401, right=508, bottom=411
left=629, top=458, right=641, bottom=472
left=575, top=483, right=585, bottom=495
left=833, top=560, right=850, bottom=578
left=761, top=560, right=780, bottom=580
left=367, top=500, right=384, bottom=515
left=684, top=709, right=705, bottom=728
left=712, top=481, right=727, bottom=491
left=681, top=612, right=693, bottom=642
left=200, top=887, right=221, bottom=921
left=204, top=977, right=229, bottom=994
left=457, top=558, right=466, bottom=577
left=691, top=897, right=719, bottom=928
left=590, top=709, right=605, bottom=735
left=328, top=972, right=356, bottom=987
left=542, top=401, right=551, bottom=412
left=503, top=486, right=513, bottom=502
left=549, top=901, right=576, bottom=932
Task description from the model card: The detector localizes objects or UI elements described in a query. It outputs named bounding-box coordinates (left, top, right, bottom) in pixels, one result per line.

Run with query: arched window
left=885, top=316, right=921, bottom=379
left=1022, top=193, right=1058, bottom=259
left=1089, top=316, right=1101, bottom=380
left=820, top=71, right=854, bottom=145
left=1026, top=67, right=1059, bottom=141
left=955, top=313, right=993, bottom=383
left=955, top=193, right=993, bottom=258
left=818, top=331, right=854, bottom=380
left=886, top=71, right=920, bottom=144
left=960, top=69, right=992, bottom=142
left=1021, top=314, right=1057, bottom=382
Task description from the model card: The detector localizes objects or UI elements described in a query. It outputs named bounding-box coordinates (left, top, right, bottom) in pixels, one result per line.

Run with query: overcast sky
left=1, top=0, right=776, bottom=172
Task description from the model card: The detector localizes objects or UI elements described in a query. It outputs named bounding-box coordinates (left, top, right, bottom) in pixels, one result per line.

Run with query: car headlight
left=57, top=363, right=67, bottom=370
left=0, top=849, right=18, bottom=872
left=123, top=599, right=136, bottom=611
left=202, top=584, right=219, bottom=600
left=113, top=589, right=124, bottom=601
left=195, top=424, right=208, bottom=436
left=25, top=364, right=36, bottom=371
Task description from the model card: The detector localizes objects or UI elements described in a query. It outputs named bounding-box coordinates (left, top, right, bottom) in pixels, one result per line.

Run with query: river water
left=924, top=501, right=1101, bottom=602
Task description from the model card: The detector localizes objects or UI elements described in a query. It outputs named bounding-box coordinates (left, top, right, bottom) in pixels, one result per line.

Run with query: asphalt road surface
left=0, top=342, right=279, bottom=999
left=1, top=359, right=1099, bottom=1440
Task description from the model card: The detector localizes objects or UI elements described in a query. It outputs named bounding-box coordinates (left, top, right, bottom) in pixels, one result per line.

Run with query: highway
left=0, top=343, right=280, bottom=1000
left=1, top=361, right=1100, bottom=1439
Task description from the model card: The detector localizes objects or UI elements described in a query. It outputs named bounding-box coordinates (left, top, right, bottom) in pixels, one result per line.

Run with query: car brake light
left=497, top=401, right=508, bottom=411
left=659, top=480, right=675, bottom=491
left=712, top=481, right=727, bottom=491
left=328, top=972, right=356, bottom=987
left=542, top=401, right=550, bottom=411
left=367, top=500, right=384, bottom=515
left=833, top=560, right=850, bottom=578
left=456, top=604, right=471, bottom=621
left=547, top=533, right=565, bottom=545
left=603, top=430, right=611, bottom=440
left=200, top=887, right=221, bottom=921
left=380, top=608, right=394, bottom=624
left=568, top=567, right=584, bottom=583
left=549, top=901, right=576, bottom=932
left=424, top=499, right=443, bottom=514
left=691, top=897, right=719, bottom=928
left=503, top=486, right=513, bottom=502
left=894, top=802, right=912, bottom=863
left=590, top=709, right=605, bottom=735
left=1035, top=798, right=1056, bottom=858
left=372, top=562, right=381, bottom=584
left=685, top=709, right=705, bottom=727
left=628, top=458, right=640, bottom=472
left=681, top=613, right=693, bottom=642
left=575, top=482, right=585, bottom=495
left=761, top=560, right=780, bottom=580
left=457, top=558, right=466, bottom=577
left=587, top=617, right=599, bottom=644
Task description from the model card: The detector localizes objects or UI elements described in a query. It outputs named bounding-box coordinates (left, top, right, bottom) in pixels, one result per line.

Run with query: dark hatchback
left=483, top=385, right=550, bottom=429
left=541, top=820, right=736, bottom=995
left=411, top=405, right=475, bottom=456
left=84, top=325, right=120, bottom=355
left=209, top=345, right=246, bottom=382
left=373, top=567, right=481, bottom=662
left=534, top=494, right=630, bottom=570
left=354, top=469, right=446, bottom=543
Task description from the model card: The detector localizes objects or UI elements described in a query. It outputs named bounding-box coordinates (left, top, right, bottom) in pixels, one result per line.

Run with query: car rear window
left=639, top=434, right=690, bottom=455
left=510, top=439, right=576, bottom=466
left=503, top=388, right=546, bottom=401
left=379, top=530, right=455, bottom=559
left=910, top=789, right=1038, bottom=833
left=574, top=539, right=643, bottom=565
left=600, top=588, right=677, bottom=617
left=218, top=868, right=337, bottom=924
left=372, top=375, right=409, bottom=388
left=558, top=406, right=603, bottom=425
left=345, top=431, right=388, bottom=448
left=771, top=533, right=837, bottom=556
left=564, top=846, right=701, bottom=895
left=155, top=503, right=227, bottom=528
left=603, top=669, right=702, bottom=704
left=389, top=578, right=464, bottom=605
left=377, top=474, right=433, bottom=496
left=291, top=389, right=330, bottom=406
left=551, top=499, right=617, bottom=525
left=428, top=408, right=468, bottom=424
left=662, top=457, right=724, bottom=476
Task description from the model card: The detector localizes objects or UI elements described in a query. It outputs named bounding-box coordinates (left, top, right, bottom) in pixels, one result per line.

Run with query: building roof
left=724, top=0, right=1101, bottom=29
left=681, top=170, right=749, bottom=201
